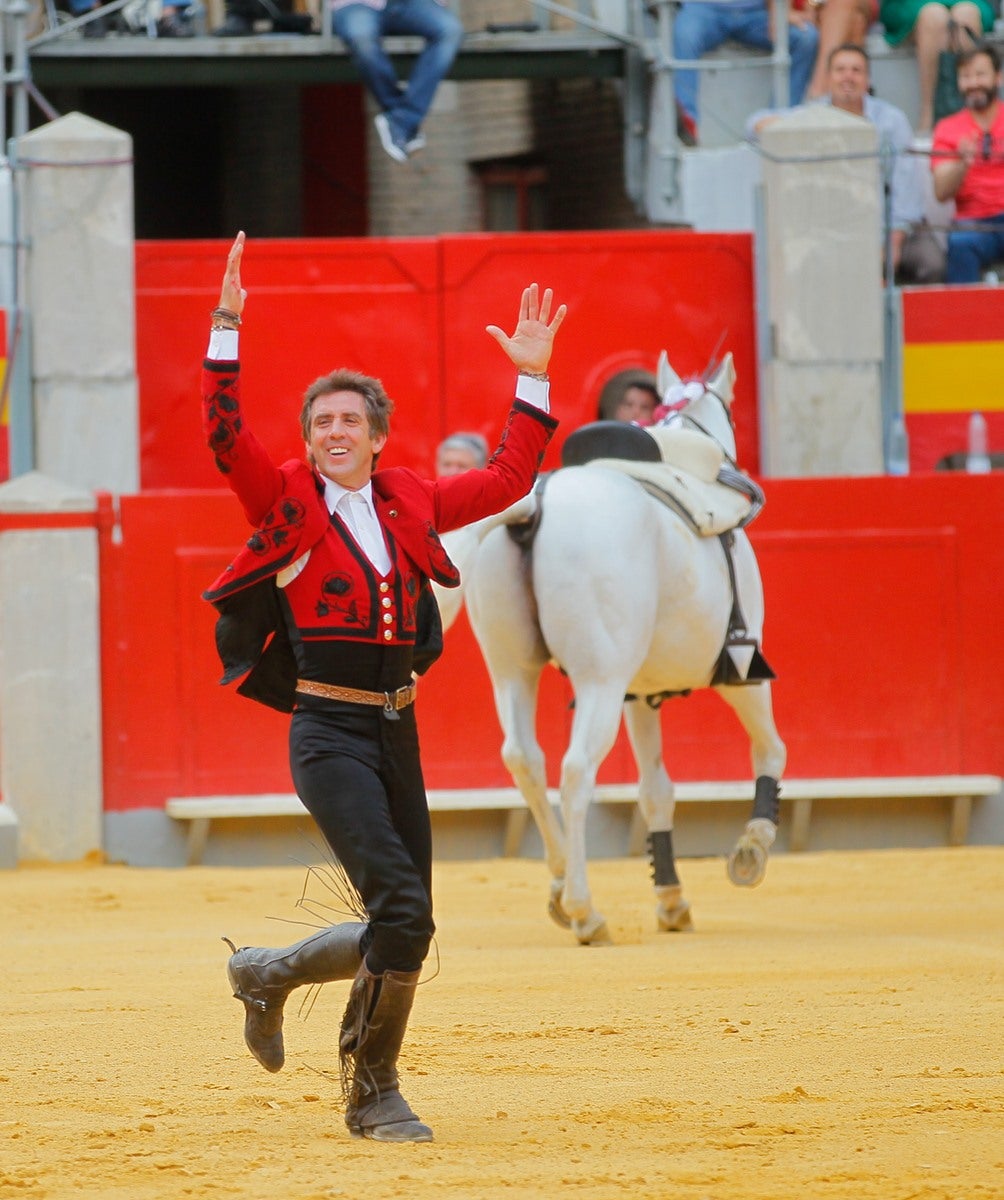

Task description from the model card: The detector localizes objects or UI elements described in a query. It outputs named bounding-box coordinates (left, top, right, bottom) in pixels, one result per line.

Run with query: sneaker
left=675, top=102, right=697, bottom=147
left=81, top=12, right=107, bottom=37
left=374, top=113, right=410, bottom=164
left=157, top=9, right=195, bottom=36
left=212, top=12, right=253, bottom=35
left=406, top=132, right=426, bottom=154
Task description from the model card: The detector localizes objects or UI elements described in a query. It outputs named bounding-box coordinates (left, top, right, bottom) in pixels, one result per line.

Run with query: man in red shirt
left=209, top=233, right=565, bottom=1143
left=932, top=44, right=1004, bottom=282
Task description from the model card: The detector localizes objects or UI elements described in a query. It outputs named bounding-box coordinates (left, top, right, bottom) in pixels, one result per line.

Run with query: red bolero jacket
left=201, top=359, right=558, bottom=710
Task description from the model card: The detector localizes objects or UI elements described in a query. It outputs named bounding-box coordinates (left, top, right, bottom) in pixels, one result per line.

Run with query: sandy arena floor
left=3, top=846, right=1002, bottom=1200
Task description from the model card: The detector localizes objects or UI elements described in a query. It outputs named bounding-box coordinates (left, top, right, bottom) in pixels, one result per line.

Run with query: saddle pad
left=591, top=458, right=753, bottom=536
left=646, top=425, right=724, bottom=482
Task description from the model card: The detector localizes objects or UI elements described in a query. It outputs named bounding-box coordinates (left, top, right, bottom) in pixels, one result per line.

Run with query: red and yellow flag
left=902, top=288, right=1004, bottom=415
left=0, top=309, right=8, bottom=483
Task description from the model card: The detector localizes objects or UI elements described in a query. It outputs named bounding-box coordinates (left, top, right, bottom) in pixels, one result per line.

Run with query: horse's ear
left=656, top=350, right=681, bottom=399
left=709, top=352, right=737, bottom=406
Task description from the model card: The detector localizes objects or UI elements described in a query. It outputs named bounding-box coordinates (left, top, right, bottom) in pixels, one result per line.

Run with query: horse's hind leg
left=558, top=682, right=632, bottom=946
left=493, top=668, right=568, bottom=890
left=467, top=526, right=568, bottom=922
left=623, top=700, right=693, bottom=932
left=715, top=681, right=787, bottom=887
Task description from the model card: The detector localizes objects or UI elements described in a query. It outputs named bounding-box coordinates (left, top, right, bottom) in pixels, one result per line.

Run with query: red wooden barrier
left=135, top=230, right=761, bottom=485
left=99, top=474, right=1004, bottom=813
left=100, top=237, right=1004, bottom=812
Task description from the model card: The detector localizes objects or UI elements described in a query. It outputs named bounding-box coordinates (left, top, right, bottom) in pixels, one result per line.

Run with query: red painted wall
left=134, top=230, right=762, bottom=488
left=98, top=474, right=1004, bottom=813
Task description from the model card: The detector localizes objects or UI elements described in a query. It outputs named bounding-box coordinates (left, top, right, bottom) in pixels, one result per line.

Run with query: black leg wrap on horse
left=648, top=830, right=680, bottom=887
left=752, top=775, right=780, bottom=824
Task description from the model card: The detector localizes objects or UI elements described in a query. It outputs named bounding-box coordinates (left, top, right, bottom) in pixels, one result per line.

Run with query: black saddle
left=561, top=420, right=662, bottom=468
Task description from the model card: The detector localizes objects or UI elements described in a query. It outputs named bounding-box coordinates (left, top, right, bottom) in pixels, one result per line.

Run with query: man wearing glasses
left=932, top=43, right=1004, bottom=282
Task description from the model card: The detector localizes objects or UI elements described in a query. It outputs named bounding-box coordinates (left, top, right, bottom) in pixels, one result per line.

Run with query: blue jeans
left=331, top=0, right=463, bottom=141
left=673, top=1, right=819, bottom=123
left=946, top=213, right=1004, bottom=283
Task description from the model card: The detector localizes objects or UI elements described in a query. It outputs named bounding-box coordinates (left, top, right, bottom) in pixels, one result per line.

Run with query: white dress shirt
left=325, top=478, right=393, bottom=576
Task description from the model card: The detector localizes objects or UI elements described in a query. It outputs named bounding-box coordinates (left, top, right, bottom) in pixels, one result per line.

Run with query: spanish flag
left=903, top=288, right=1004, bottom=415
left=0, top=309, right=8, bottom=482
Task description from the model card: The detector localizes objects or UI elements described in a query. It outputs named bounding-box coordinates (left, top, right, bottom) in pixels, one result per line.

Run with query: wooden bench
left=165, top=775, right=1000, bottom=865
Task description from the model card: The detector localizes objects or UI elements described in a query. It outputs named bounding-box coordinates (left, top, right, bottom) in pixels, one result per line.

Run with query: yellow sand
left=3, top=846, right=1002, bottom=1199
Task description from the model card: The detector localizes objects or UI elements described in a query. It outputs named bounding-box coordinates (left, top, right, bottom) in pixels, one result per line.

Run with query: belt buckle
left=382, top=689, right=401, bottom=721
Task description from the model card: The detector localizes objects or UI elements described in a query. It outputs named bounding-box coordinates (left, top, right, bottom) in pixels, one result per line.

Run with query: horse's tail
left=436, top=482, right=547, bottom=635
left=505, top=471, right=550, bottom=551
left=502, top=474, right=553, bottom=666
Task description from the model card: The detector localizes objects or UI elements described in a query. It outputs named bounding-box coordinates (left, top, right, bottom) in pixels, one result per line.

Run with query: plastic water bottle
left=887, top=415, right=909, bottom=476
left=966, top=412, right=991, bottom=474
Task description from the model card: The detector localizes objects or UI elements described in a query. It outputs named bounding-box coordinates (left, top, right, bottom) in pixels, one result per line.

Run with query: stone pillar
left=758, top=106, right=885, bottom=476
left=0, top=472, right=103, bottom=863
left=16, top=111, right=139, bottom=493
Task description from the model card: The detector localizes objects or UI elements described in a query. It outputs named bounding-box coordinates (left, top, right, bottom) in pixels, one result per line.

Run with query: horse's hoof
left=572, top=914, right=611, bottom=946
left=547, top=878, right=572, bottom=929
left=656, top=899, right=694, bottom=932
left=727, top=838, right=768, bottom=887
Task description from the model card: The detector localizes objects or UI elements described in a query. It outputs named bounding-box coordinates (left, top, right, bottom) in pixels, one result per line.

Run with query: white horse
left=438, top=352, right=787, bottom=945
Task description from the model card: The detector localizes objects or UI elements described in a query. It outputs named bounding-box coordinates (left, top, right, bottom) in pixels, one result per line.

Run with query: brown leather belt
left=295, top=677, right=417, bottom=715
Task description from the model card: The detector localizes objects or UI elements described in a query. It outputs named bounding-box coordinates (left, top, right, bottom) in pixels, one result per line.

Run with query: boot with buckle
left=223, top=923, right=365, bottom=1072
left=339, top=964, right=433, bottom=1142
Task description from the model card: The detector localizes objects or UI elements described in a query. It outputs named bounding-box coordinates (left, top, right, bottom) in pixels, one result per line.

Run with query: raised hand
left=486, top=283, right=567, bottom=375
left=219, top=230, right=247, bottom=317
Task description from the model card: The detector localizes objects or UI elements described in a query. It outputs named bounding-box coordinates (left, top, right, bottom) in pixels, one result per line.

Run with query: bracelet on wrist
left=211, top=321, right=239, bottom=332
left=211, top=306, right=242, bottom=326
left=518, top=370, right=549, bottom=381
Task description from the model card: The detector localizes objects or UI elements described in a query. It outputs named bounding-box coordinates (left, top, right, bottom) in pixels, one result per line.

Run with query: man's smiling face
left=306, top=390, right=387, bottom=490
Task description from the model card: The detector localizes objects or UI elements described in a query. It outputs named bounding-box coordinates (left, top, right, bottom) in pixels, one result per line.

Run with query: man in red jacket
left=208, top=232, right=564, bottom=1144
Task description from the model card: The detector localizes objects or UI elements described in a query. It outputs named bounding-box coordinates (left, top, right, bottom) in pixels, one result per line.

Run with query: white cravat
left=334, top=487, right=392, bottom=577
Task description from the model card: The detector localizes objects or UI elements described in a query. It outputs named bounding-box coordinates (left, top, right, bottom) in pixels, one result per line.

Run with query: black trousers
left=289, top=700, right=434, bottom=974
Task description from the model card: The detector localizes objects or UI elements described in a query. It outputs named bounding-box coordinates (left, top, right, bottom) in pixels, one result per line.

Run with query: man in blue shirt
left=747, top=42, right=940, bottom=279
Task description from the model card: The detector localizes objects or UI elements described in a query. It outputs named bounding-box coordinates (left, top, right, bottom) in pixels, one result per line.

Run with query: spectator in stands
left=804, top=0, right=878, bottom=99
left=879, top=0, right=991, bottom=134
left=435, top=431, right=489, bottom=476
left=329, top=0, right=464, bottom=163
left=597, top=370, right=660, bottom=424
left=673, top=0, right=820, bottom=144
left=69, top=0, right=194, bottom=36
left=748, top=43, right=939, bottom=279
left=932, top=43, right=1004, bottom=281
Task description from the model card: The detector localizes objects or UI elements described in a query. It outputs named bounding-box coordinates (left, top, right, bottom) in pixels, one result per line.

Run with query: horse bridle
left=661, top=382, right=738, bottom=468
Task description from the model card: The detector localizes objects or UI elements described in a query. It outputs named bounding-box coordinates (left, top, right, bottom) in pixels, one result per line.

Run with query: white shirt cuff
left=207, top=328, right=239, bottom=360
left=514, top=374, right=550, bottom=413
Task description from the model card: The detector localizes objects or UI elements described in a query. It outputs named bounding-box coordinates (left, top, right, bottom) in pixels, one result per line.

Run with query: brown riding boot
left=339, top=964, right=433, bottom=1142
left=224, top=923, right=365, bottom=1072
